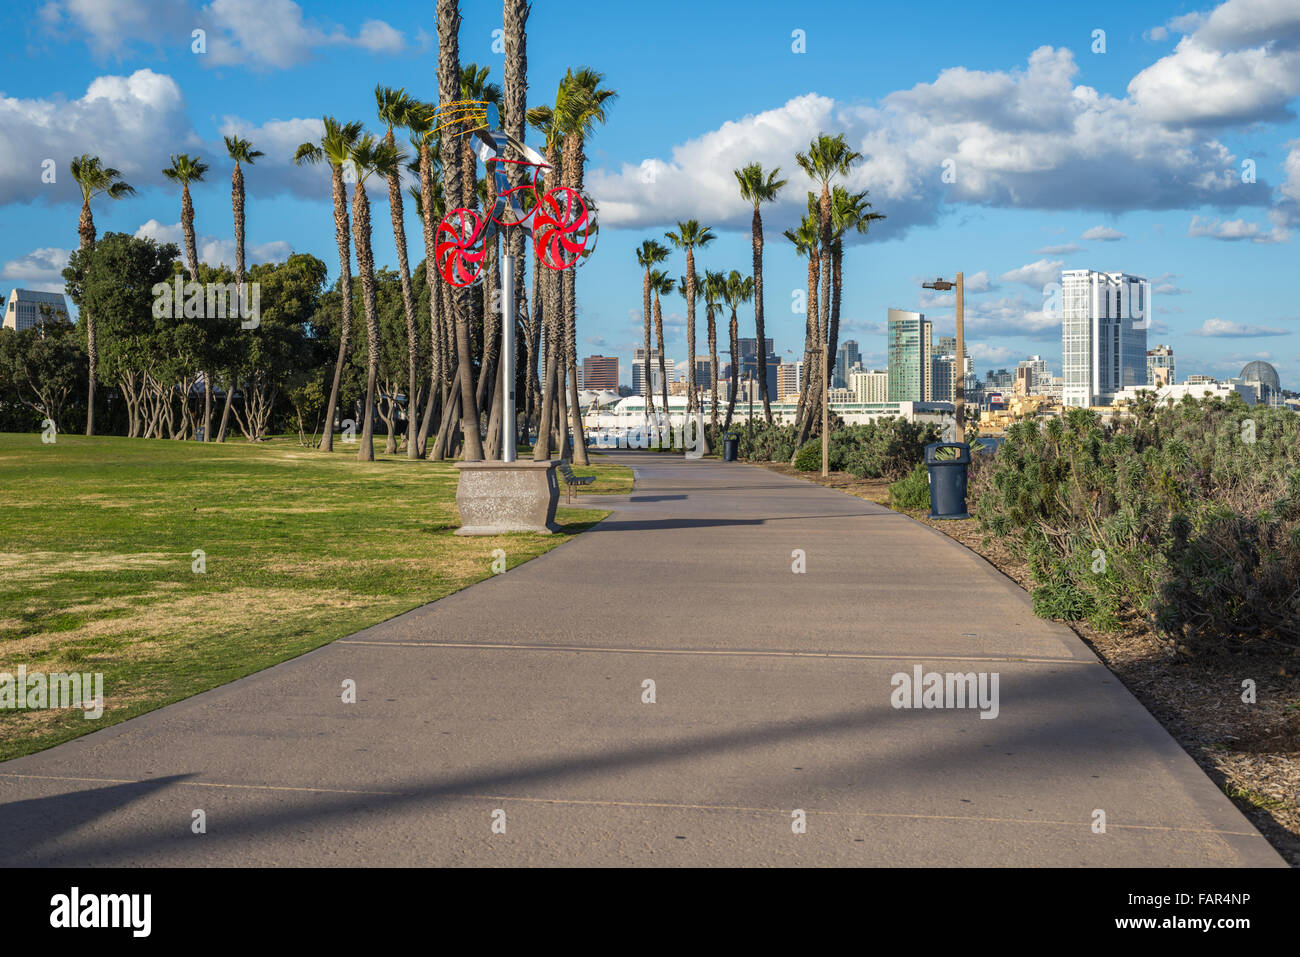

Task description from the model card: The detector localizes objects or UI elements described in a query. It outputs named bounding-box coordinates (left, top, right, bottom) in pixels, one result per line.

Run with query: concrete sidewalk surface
left=0, top=452, right=1284, bottom=866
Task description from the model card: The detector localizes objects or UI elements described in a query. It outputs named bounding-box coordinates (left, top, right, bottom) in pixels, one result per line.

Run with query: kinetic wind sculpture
left=431, top=100, right=595, bottom=287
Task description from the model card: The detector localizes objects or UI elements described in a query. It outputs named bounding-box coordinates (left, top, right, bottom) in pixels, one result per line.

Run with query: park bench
left=557, top=460, right=595, bottom=502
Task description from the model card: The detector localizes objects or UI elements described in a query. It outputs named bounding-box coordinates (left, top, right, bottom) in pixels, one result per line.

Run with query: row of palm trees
left=68, top=2, right=619, bottom=466
left=633, top=134, right=884, bottom=450
left=72, top=135, right=264, bottom=441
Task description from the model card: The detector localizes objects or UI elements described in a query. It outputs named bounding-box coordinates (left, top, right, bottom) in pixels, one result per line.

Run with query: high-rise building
left=582, top=355, right=619, bottom=391
left=1146, top=345, right=1175, bottom=387
left=1062, top=269, right=1150, bottom=407
left=737, top=351, right=780, bottom=399
left=777, top=361, right=802, bottom=401
left=934, top=336, right=956, bottom=356
left=986, top=368, right=1013, bottom=391
left=3, top=289, right=69, bottom=332
left=850, top=368, right=889, bottom=403
left=632, top=348, right=674, bottom=397
left=834, top=339, right=861, bottom=388
left=1015, top=355, right=1050, bottom=394
left=932, top=353, right=973, bottom=402
left=887, top=309, right=932, bottom=402
left=692, top=355, right=714, bottom=389
left=737, top=337, right=774, bottom=358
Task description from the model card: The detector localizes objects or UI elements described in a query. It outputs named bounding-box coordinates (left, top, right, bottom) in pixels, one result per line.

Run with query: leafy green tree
left=231, top=254, right=328, bottom=441
left=0, top=317, right=87, bottom=432
left=63, top=232, right=179, bottom=437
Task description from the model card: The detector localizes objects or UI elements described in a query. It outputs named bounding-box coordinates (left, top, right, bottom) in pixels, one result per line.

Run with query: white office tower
left=1061, top=270, right=1150, bottom=407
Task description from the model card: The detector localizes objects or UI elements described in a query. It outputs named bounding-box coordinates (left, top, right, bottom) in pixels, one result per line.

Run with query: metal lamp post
left=500, top=254, right=517, bottom=462
left=922, top=272, right=965, bottom=442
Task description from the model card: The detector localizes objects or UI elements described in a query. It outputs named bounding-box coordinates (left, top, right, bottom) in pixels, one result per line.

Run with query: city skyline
left=3, top=0, right=1297, bottom=396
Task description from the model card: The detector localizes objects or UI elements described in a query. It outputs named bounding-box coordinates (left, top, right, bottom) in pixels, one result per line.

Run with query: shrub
left=971, top=395, right=1300, bottom=656
left=793, top=439, right=822, bottom=471
left=888, top=462, right=930, bottom=510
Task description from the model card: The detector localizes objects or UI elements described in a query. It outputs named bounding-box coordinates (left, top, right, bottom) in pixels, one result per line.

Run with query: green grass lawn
left=0, top=433, right=632, bottom=761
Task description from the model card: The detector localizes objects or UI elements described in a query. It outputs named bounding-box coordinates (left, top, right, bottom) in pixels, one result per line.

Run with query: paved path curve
left=0, top=452, right=1283, bottom=865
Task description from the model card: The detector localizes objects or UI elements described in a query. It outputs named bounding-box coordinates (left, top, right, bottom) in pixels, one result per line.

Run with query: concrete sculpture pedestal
left=454, top=459, right=560, bottom=535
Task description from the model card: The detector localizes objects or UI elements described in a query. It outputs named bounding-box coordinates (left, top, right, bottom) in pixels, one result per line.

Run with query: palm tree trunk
left=181, top=183, right=199, bottom=281
left=827, top=239, right=844, bottom=397
left=685, top=249, right=696, bottom=416
left=79, top=201, right=96, bottom=436
left=320, top=165, right=354, bottom=452
left=642, top=269, right=655, bottom=418
left=752, top=206, right=772, bottom=424
left=724, top=307, right=739, bottom=429
left=380, top=128, right=421, bottom=460
left=437, top=0, right=483, bottom=461
left=562, top=265, right=588, bottom=464
left=504, top=0, right=531, bottom=447
left=653, top=291, right=668, bottom=436
left=352, top=180, right=380, bottom=462
left=532, top=289, right=559, bottom=460
left=707, top=306, right=719, bottom=433
left=417, top=142, right=441, bottom=458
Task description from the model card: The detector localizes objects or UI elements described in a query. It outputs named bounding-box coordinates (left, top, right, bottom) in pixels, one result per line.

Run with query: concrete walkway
left=0, top=452, right=1283, bottom=865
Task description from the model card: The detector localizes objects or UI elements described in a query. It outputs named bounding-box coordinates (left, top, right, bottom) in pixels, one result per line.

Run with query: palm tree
left=347, top=134, right=400, bottom=462
left=161, top=154, right=209, bottom=283
left=294, top=118, right=363, bottom=453
left=734, top=163, right=786, bottom=424
left=650, top=269, right=675, bottom=423
left=554, top=67, right=616, bottom=466
left=503, top=0, right=530, bottom=453
left=795, top=134, right=860, bottom=446
left=406, top=104, right=446, bottom=457
left=664, top=220, right=715, bottom=417
left=828, top=186, right=885, bottom=393
left=527, top=102, right=564, bottom=459
left=790, top=204, right=827, bottom=435
left=702, top=269, right=726, bottom=432
left=437, top=0, right=484, bottom=461
left=722, top=270, right=755, bottom=430
left=635, top=240, right=669, bottom=420
left=69, top=155, right=134, bottom=436
left=374, top=85, right=421, bottom=457
left=217, top=135, right=263, bottom=444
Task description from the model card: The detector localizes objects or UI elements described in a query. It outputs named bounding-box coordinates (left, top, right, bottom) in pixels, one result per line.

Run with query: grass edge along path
left=0, top=434, right=632, bottom=761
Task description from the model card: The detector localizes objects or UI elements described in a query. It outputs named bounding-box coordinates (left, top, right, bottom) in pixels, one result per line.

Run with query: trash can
left=722, top=433, right=739, bottom=462
left=924, top=442, right=971, bottom=519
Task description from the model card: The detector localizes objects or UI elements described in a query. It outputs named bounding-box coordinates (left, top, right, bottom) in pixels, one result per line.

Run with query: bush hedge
left=972, top=394, right=1300, bottom=657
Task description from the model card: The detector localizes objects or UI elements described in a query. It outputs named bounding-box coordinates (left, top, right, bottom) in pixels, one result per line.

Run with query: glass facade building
left=1062, top=270, right=1149, bottom=407
left=887, top=309, right=932, bottom=402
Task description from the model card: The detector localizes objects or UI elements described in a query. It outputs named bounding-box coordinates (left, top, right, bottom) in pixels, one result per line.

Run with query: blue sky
left=3, top=0, right=1299, bottom=387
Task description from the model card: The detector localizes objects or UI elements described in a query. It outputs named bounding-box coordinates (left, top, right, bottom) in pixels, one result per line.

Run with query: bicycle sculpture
left=432, top=100, right=595, bottom=287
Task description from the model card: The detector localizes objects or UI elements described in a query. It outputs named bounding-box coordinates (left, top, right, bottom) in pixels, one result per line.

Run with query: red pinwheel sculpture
left=532, top=187, right=590, bottom=271
left=432, top=104, right=596, bottom=288
left=435, top=208, right=489, bottom=287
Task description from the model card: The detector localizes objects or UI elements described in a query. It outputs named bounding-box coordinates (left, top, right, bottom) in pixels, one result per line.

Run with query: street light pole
left=922, top=273, right=965, bottom=443
left=501, top=254, right=517, bottom=462
left=954, top=270, right=965, bottom=443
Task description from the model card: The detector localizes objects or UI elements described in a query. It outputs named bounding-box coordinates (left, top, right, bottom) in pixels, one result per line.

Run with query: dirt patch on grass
left=0, top=551, right=176, bottom=582
left=4, top=586, right=365, bottom=662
